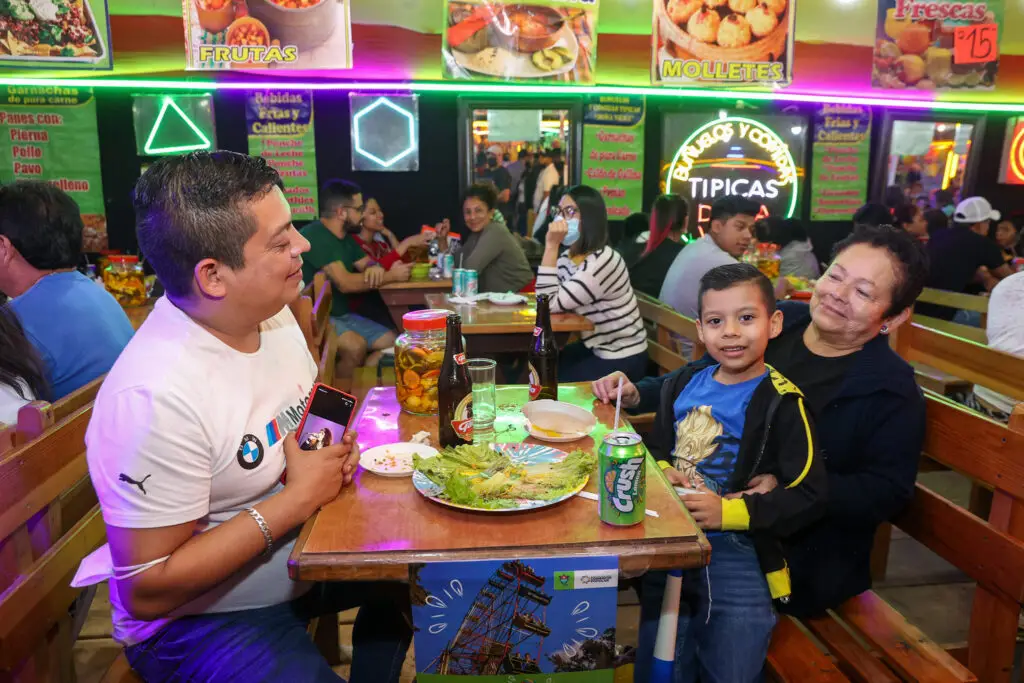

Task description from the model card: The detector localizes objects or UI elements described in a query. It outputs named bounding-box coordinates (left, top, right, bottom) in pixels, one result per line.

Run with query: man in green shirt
left=300, top=180, right=410, bottom=385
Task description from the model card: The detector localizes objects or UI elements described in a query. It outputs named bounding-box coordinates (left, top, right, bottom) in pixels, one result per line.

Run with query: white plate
left=360, top=442, right=438, bottom=477
left=451, top=26, right=579, bottom=80
left=522, top=399, right=597, bottom=443
left=488, top=292, right=527, bottom=306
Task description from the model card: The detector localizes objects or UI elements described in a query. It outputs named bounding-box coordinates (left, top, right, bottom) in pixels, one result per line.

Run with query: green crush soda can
left=599, top=432, right=647, bottom=526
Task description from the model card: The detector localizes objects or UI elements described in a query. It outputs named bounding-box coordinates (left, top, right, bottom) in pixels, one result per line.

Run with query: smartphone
left=296, top=383, right=358, bottom=451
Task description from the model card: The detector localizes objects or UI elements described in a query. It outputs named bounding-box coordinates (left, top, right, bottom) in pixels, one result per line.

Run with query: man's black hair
left=852, top=202, right=894, bottom=229
left=697, top=263, right=776, bottom=319
left=319, top=179, right=363, bottom=216
left=0, top=180, right=83, bottom=269
left=709, top=196, right=760, bottom=225
left=831, top=224, right=929, bottom=317
left=133, top=151, right=284, bottom=299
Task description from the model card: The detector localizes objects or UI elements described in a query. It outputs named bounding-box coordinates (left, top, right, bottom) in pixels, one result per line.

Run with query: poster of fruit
left=652, top=0, right=795, bottom=87
left=442, top=0, right=598, bottom=83
left=0, top=0, right=112, bottom=70
left=182, top=0, right=352, bottom=70
left=872, top=0, right=1003, bottom=91
left=410, top=556, right=620, bottom=681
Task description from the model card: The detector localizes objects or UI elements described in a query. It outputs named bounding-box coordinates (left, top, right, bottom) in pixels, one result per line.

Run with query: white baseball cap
left=954, top=196, right=1000, bottom=224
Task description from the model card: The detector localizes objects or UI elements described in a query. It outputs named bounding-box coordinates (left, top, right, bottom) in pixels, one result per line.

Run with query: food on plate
left=266, top=0, right=324, bottom=8
left=413, top=444, right=596, bottom=510
left=728, top=0, right=756, bottom=13
left=529, top=411, right=592, bottom=437
left=0, top=0, right=100, bottom=59
left=226, top=17, right=269, bottom=46
left=687, top=8, right=720, bottom=43
left=717, top=13, right=751, bottom=47
left=531, top=45, right=571, bottom=71
left=746, top=2, right=777, bottom=37
left=760, top=0, right=785, bottom=15
left=370, top=449, right=418, bottom=473
left=667, top=0, right=701, bottom=24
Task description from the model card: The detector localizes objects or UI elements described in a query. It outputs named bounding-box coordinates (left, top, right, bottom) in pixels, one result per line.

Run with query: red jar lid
left=403, top=309, right=449, bottom=332
left=110, top=255, right=139, bottom=263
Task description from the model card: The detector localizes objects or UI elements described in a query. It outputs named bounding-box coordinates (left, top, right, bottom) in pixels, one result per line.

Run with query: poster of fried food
left=872, top=0, right=1002, bottom=91
left=443, top=0, right=598, bottom=83
left=652, top=0, right=795, bottom=87
left=0, top=0, right=111, bottom=69
left=183, top=0, right=352, bottom=70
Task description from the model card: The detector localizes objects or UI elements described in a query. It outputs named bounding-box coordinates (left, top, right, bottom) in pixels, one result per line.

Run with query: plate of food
left=412, top=442, right=595, bottom=512
left=0, top=0, right=106, bottom=62
left=521, top=399, right=597, bottom=443
left=361, top=442, right=438, bottom=477
left=488, top=292, right=527, bottom=306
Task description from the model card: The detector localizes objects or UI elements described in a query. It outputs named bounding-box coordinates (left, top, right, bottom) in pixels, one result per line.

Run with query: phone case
left=295, top=382, right=359, bottom=439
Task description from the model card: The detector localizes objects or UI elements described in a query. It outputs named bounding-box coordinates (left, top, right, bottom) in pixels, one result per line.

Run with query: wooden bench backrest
left=635, top=292, right=704, bottom=374
left=289, top=293, right=316, bottom=360
left=0, top=404, right=105, bottom=679
left=11, top=374, right=105, bottom=449
left=916, top=287, right=990, bottom=314
left=312, top=278, right=333, bottom=353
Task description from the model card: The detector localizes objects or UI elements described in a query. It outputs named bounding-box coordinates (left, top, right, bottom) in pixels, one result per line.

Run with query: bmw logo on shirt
left=237, top=434, right=265, bottom=470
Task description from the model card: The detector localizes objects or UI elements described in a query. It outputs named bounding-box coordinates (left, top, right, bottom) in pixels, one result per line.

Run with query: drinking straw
left=613, top=375, right=623, bottom=432
left=651, top=570, right=683, bottom=683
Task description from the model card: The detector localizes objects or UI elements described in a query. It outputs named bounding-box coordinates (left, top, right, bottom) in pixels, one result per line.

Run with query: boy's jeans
left=125, top=581, right=411, bottom=683
left=634, top=532, right=776, bottom=683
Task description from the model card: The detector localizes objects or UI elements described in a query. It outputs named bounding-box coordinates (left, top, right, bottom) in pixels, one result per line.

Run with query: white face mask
left=562, top=217, right=581, bottom=246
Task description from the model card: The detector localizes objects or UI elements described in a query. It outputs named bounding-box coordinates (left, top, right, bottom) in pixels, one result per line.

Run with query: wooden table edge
left=378, top=279, right=452, bottom=291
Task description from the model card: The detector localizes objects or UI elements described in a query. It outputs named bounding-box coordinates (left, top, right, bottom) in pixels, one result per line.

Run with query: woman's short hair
left=923, top=208, right=949, bottom=235
left=831, top=224, right=930, bottom=317
left=852, top=202, right=895, bottom=229
left=565, top=185, right=608, bottom=256
left=754, top=215, right=806, bottom=248
left=462, top=183, right=498, bottom=212
left=891, top=203, right=919, bottom=227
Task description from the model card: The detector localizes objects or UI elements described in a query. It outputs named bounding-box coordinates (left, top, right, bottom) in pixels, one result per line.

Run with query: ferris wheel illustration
left=430, top=560, right=553, bottom=675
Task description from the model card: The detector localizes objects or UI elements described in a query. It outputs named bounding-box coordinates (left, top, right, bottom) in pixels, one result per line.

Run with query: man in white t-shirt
left=659, top=197, right=760, bottom=318
left=533, top=149, right=560, bottom=214
left=80, top=152, right=410, bottom=682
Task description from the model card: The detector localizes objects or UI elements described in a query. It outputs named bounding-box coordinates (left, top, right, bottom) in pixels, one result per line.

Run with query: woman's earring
left=880, top=324, right=889, bottom=334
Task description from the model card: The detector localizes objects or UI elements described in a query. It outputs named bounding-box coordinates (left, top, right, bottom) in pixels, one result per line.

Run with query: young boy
left=636, top=263, right=826, bottom=683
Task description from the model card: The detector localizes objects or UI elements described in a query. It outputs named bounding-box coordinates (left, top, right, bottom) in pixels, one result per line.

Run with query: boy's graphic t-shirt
left=671, top=365, right=765, bottom=495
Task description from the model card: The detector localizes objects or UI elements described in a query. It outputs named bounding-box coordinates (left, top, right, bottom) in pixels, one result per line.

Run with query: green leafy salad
left=413, top=444, right=596, bottom=510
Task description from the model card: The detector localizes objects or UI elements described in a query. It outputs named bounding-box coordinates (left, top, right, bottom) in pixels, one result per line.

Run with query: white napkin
left=447, top=293, right=489, bottom=305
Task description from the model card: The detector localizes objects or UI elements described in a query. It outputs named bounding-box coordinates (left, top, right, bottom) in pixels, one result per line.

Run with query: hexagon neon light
left=352, top=97, right=417, bottom=168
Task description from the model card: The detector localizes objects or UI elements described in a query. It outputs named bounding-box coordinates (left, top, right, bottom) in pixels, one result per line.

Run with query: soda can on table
left=442, top=252, right=455, bottom=278
left=452, top=268, right=466, bottom=297
left=599, top=432, right=646, bottom=526
left=464, top=269, right=479, bottom=297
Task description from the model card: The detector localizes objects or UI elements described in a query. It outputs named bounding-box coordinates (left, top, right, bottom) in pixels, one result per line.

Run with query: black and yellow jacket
left=647, top=364, right=826, bottom=603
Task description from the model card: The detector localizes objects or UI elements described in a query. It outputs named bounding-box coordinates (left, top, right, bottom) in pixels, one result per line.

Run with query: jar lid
left=403, top=309, right=450, bottom=332
left=109, top=255, right=139, bottom=263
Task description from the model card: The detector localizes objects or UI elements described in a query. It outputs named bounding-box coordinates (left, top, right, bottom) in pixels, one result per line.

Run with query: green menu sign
left=582, top=95, right=645, bottom=219
left=810, top=104, right=872, bottom=222
left=0, top=86, right=107, bottom=250
left=246, top=90, right=319, bottom=220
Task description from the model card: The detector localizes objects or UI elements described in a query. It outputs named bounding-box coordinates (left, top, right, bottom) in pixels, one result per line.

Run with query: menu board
left=246, top=90, right=318, bottom=220
left=0, top=86, right=107, bottom=251
left=872, top=0, right=1003, bottom=91
left=581, top=95, right=645, bottom=219
left=652, top=0, right=795, bottom=87
left=411, top=556, right=618, bottom=682
left=443, top=0, right=598, bottom=84
left=183, top=0, right=352, bottom=70
left=0, top=0, right=112, bottom=70
left=810, top=105, right=872, bottom=222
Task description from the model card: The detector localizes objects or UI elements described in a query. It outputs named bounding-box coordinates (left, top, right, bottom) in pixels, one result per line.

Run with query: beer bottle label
left=528, top=361, right=541, bottom=400
left=533, top=326, right=542, bottom=337
left=451, top=393, right=473, bottom=441
left=454, top=352, right=466, bottom=365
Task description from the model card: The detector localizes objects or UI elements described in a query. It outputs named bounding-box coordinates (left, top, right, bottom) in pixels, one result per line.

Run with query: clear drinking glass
left=467, top=358, right=497, bottom=442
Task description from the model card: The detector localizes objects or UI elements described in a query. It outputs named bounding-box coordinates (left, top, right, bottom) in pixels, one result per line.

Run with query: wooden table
left=423, top=292, right=593, bottom=356
left=289, top=382, right=709, bottom=582
left=378, top=278, right=453, bottom=328
left=123, top=300, right=155, bottom=331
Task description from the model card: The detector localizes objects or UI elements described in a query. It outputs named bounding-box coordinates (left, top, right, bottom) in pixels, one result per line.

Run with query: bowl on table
left=410, top=263, right=431, bottom=281
left=522, top=399, right=597, bottom=442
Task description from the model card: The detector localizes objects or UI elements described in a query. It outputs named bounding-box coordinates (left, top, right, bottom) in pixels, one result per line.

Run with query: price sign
left=954, top=23, right=999, bottom=65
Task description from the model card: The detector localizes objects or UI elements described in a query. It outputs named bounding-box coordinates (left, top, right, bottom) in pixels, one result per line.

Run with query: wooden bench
left=913, top=288, right=989, bottom=345
left=0, top=374, right=104, bottom=454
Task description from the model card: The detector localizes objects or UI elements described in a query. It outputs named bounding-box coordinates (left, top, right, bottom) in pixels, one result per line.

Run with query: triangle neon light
left=143, top=97, right=212, bottom=156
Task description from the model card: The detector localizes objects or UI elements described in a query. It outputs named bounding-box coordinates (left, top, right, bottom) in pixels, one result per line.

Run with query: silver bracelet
left=245, top=507, right=274, bottom=554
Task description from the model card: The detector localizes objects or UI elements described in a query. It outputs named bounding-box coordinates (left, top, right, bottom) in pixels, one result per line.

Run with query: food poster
left=183, top=0, right=352, bottom=70
left=0, top=0, right=111, bottom=69
left=872, top=0, right=1003, bottom=91
left=0, top=86, right=107, bottom=250
left=582, top=95, right=645, bottom=219
left=245, top=90, right=318, bottom=220
left=652, top=0, right=796, bottom=87
left=810, top=105, right=871, bottom=222
left=443, top=0, right=598, bottom=84
left=411, top=556, right=619, bottom=682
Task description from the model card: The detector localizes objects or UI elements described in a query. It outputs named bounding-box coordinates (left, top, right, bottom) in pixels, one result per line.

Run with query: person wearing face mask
left=659, top=196, right=760, bottom=319
left=536, top=185, right=648, bottom=382
left=436, top=183, right=533, bottom=294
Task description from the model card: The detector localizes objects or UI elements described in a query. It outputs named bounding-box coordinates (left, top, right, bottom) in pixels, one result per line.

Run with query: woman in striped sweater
left=536, top=185, right=649, bottom=382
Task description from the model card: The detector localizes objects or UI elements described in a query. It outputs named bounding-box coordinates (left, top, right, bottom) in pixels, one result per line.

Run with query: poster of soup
left=652, top=0, right=795, bottom=87
left=442, top=0, right=599, bottom=83
left=872, top=0, right=1003, bottom=91
left=182, top=0, right=352, bottom=70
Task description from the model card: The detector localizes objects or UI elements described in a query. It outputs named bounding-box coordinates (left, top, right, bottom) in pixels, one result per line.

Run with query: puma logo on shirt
left=119, top=473, right=151, bottom=495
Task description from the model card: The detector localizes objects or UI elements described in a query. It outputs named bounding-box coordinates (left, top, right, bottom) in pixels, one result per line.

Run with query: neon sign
left=998, top=117, right=1024, bottom=185
left=665, top=115, right=801, bottom=228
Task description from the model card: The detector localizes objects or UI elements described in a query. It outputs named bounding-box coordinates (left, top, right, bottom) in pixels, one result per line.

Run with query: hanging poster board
left=0, top=0, right=112, bottom=70
left=810, top=105, right=872, bottom=222
left=246, top=90, right=318, bottom=220
left=411, top=556, right=619, bottom=681
left=0, top=86, right=107, bottom=250
left=582, top=95, right=645, bottom=219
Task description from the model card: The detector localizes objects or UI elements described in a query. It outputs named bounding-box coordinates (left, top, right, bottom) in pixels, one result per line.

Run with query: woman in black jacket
left=629, top=194, right=689, bottom=297
left=595, top=224, right=930, bottom=620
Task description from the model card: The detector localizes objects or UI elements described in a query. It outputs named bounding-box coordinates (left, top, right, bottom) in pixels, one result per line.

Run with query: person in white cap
left=916, top=196, right=1014, bottom=323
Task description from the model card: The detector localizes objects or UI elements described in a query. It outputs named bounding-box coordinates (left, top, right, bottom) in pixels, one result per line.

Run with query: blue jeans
left=635, top=533, right=776, bottom=683
left=331, top=313, right=392, bottom=347
left=125, top=581, right=411, bottom=683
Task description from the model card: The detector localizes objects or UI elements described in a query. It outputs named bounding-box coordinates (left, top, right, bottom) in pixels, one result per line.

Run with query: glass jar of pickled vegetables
left=103, top=255, right=148, bottom=307
left=756, top=243, right=781, bottom=281
left=395, top=309, right=449, bottom=416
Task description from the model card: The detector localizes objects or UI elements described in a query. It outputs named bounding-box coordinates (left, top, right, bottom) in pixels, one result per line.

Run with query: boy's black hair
left=697, top=263, right=776, bottom=319
left=709, top=196, right=760, bottom=224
